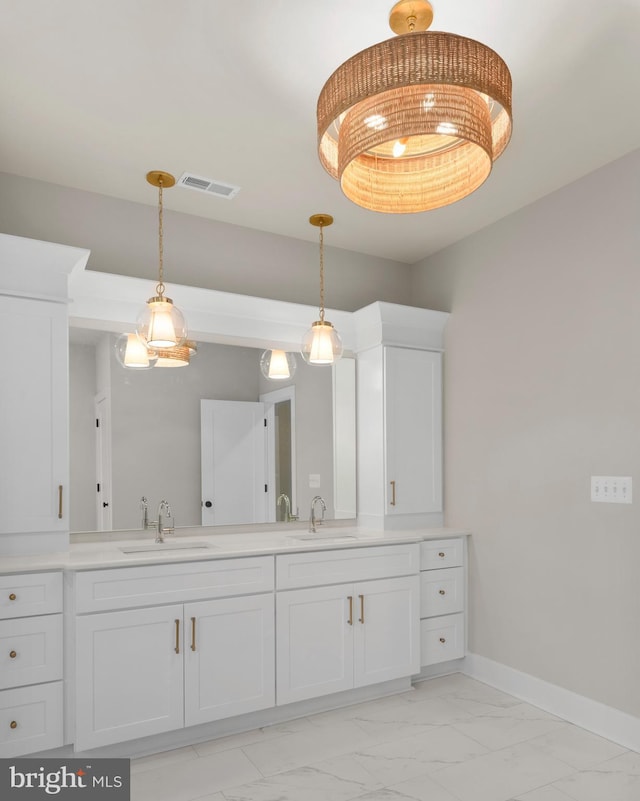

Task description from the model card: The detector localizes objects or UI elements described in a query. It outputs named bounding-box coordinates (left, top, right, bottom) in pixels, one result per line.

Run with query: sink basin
left=289, top=533, right=358, bottom=541
left=119, top=541, right=214, bottom=554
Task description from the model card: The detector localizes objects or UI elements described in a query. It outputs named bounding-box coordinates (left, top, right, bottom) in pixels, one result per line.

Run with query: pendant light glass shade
left=114, top=333, right=157, bottom=370
left=260, top=349, right=297, bottom=380
left=302, top=214, right=342, bottom=366
left=301, top=321, right=343, bottom=365
left=137, top=297, right=186, bottom=349
left=135, top=170, right=188, bottom=349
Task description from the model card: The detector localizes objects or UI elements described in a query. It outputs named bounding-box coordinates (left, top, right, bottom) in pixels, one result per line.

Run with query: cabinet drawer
left=420, top=567, right=464, bottom=618
left=420, top=539, right=463, bottom=570
left=0, top=614, right=63, bottom=690
left=75, top=556, right=274, bottom=613
left=276, top=544, right=419, bottom=590
left=420, top=613, right=465, bottom=666
left=0, top=682, right=63, bottom=757
left=0, top=572, right=62, bottom=619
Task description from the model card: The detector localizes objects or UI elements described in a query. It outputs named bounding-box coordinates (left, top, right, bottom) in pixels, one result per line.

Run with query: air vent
left=177, top=172, right=241, bottom=200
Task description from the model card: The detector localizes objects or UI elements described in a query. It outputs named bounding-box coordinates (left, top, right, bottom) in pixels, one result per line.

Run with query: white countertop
left=0, top=525, right=469, bottom=574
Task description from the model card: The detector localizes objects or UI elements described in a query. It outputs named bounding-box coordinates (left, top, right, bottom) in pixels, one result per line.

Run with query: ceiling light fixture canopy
left=301, top=214, right=343, bottom=366
left=136, top=170, right=188, bottom=348
left=317, top=0, right=512, bottom=213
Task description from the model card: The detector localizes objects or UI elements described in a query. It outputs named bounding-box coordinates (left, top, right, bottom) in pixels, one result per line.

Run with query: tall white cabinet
left=355, top=303, right=448, bottom=529
left=0, top=234, right=89, bottom=555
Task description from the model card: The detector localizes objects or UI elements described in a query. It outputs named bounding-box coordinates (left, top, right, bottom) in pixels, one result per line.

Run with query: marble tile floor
left=131, top=673, right=640, bottom=801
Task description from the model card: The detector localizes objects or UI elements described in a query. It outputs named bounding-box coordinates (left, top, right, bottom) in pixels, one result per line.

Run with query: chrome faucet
left=155, top=500, right=174, bottom=543
left=309, top=495, right=327, bottom=533
left=277, top=493, right=291, bottom=522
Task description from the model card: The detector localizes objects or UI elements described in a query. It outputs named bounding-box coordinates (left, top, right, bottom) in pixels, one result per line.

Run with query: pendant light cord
left=156, top=178, right=165, bottom=298
left=319, top=224, right=325, bottom=323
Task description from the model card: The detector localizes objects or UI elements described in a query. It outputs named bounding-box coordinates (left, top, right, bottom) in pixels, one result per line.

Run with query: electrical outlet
left=591, top=476, right=632, bottom=504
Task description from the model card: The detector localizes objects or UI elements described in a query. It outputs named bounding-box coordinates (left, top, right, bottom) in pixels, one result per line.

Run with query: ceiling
left=1, top=0, right=638, bottom=265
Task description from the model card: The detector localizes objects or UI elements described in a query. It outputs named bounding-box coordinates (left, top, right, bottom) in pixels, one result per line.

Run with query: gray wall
left=0, top=172, right=413, bottom=311
left=410, top=149, right=640, bottom=718
left=69, top=343, right=98, bottom=531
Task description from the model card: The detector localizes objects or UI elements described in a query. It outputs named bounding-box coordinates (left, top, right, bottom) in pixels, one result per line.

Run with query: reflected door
left=200, top=400, right=267, bottom=525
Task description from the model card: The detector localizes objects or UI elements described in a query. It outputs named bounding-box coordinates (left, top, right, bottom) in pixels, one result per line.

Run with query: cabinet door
left=0, top=296, right=68, bottom=534
left=276, top=584, right=354, bottom=705
left=184, top=593, right=275, bottom=726
left=384, top=347, right=442, bottom=515
left=353, top=575, right=420, bottom=688
left=75, top=605, right=184, bottom=750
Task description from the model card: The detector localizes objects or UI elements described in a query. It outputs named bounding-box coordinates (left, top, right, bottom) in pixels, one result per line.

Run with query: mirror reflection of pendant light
left=154, top=340, right=197, bottom=368
left=114, top=333, right=157, bottom=370
left=317, top=0, right=512, bottom=213
left=260, top=349, right=297, bottom=380
left=301, top=214, right=343, bottom=366
left=136, top=171, right=188, bottom=349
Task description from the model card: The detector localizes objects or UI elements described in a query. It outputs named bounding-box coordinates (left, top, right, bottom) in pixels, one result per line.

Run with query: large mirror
left=69, top=332, right=356, bottom=532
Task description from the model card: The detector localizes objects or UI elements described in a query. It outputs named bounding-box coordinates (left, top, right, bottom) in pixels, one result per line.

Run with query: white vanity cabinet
left=0, top=572, right=64, bottom=757
left=276, top=544, right=420, bottom=705
left=73, top=557, right=275, bottom=751
left=357, top=344, right=443, bottom=528
left=419, top=538, right=466, bottom=666
left=0, top=295, right=68, bottom=538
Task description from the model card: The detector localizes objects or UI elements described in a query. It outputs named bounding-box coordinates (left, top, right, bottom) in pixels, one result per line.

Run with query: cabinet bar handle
left=9, top=593, right=16, bottom=601
left=347, top=596, right=353, bottom=625
left=10, top=721, right=17, bottom=729
left=58, top=485, right=63, bottom=519
left=439, top=589, right=446, bottom=595
left=358, top=594, right=365, bottom=624
left=390, top=480, right=396, bottom=506
left=9, top=651, right=17, bottom=659
left=174, top=619, right=180, bottom=654
left=191, top=617, right=196, bottom=651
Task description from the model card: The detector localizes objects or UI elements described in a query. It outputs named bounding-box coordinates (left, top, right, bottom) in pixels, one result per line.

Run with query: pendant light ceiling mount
left=317, top=0, right=512, bottom=214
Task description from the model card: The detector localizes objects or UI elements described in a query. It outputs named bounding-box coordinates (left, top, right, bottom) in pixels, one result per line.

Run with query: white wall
left=411, top=149, right=640, bottom=718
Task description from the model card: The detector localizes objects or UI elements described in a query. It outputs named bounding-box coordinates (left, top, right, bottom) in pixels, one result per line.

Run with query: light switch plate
left=591, top=476, right=632, bottom=504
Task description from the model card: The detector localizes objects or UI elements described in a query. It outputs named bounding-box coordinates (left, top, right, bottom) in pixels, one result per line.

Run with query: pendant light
left=154, top=340, right=197, bottom=368
left=136, top=171, right=188, bottom=349
left=317, top=0, right=512, bottom=213
left=301, top=214, right=343, bottom=365
left=114, top=333, right=157, bottom=370
left=260, top=349, right=297, bottom=380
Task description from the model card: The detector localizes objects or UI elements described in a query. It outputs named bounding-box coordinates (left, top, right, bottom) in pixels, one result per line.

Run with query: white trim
left=463, top=652, right=640, bottom=752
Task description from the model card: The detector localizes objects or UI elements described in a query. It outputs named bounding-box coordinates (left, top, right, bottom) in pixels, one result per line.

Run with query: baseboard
left=463, top=652, right=640, bottom=753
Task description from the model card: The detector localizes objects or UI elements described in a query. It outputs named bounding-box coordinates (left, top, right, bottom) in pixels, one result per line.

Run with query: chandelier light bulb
left=114, top=333, right=157, bottom=370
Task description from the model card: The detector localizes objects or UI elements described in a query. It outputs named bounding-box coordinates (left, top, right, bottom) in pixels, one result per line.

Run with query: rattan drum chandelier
left=317, top=0, right=512, bottom=214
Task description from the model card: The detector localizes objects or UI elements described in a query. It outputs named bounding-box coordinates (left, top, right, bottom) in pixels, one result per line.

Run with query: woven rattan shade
left=317, top=30, right=512, bottom=213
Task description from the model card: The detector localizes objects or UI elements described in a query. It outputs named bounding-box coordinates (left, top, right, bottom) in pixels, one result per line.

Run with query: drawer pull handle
left=191, top=617, right=196, bottom=652
left=439, top=589, right=446, bottom=595
left=9, top=593, right=17, bottom=601
left=174, top=619, right=180, bottom=654
left=439, top=637, right=446, bottom=643
left=10, top=721, right=17, bottom=730
left=390, top=480, right=396, bottom=506
left=347, top=596, right=353, bottom=626
left=358, top=594, right=365, bottom=624
left=438, top=552, right=445, bottom=558
left=9, top=650, right=17, bottom=659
